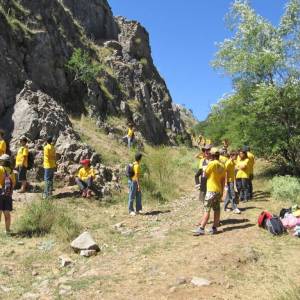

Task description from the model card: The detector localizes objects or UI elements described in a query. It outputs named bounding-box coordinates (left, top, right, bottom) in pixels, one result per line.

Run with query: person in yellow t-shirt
left=127, top=123, right=135, bottom=148
left=236, top=148, right=250, bottom=202
left=43, top=136, right=56, bottom=198
left=224, top=151, right=241, bottom=214
left=244, top=146, right=255, bottom=199
left=0, top=154, right=16, bottom=234
left=194, top=144, right=211, bottom=201
left=128, top=152, right=143, bottom=216
left=15, top=137, right=29, bottom=193
left=76, top=159, right=95, bottom=198
left=194, top=148, right=225, bottom=236
left=0, top=130, right=6, bottom=156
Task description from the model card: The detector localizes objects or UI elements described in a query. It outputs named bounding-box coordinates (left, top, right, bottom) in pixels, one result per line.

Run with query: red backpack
left=258, top=211, right=273, bottom=227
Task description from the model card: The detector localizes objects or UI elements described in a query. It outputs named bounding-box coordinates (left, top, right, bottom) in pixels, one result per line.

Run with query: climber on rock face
left=127, top=123, right=135, bottom=149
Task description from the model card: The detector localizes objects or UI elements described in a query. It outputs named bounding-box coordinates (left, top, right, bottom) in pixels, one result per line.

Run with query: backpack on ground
left=27, top=151, right=35, bottom=170
left=264, top=216, right=285, bottom=236
left=125, top=163, right=135, bottom=178
left=3, top=170, right=13, bottom=196
left=258, top=210, right=272, bottom=227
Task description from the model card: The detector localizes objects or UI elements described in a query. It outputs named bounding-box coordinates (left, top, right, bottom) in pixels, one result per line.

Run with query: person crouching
left=76, top=159, right=95, bottom=198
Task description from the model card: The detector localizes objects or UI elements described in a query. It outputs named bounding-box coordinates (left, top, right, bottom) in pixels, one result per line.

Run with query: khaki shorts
left=204, top=192, right=221, bottom=212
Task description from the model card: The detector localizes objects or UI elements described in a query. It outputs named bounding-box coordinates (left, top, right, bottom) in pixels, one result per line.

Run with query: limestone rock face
left=62, top=0, right=118, bottom=42
left=0, top=0, right=191, bottom=146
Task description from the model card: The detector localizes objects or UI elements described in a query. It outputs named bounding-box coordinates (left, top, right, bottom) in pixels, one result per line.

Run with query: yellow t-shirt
left=0, top=140, right=6, bottom=156
left=77, top=167, right=95, bottom=181
left=236, top=158, right=250, bottom=179
left=247, top=152, right=255, bottom=175
left=43, top=143, right=56, bottom=169
left=205, top=160, right=225, bottom=193
left=16, top=146, right=29, bottom=168
left=219, top=155, right=228, bottom=165
left=131, top=161, right=141, bottom=182
left=127, top=128, right=134, bottom=138
left=0, top=166, right=16, bottom=189
left=225, top=159, right=235, bottom=183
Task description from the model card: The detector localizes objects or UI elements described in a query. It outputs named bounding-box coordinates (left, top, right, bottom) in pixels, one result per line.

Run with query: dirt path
left=1, top=181, right=300, bottom=299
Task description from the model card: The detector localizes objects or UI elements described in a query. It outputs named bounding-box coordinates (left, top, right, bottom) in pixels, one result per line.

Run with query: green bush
left=66, top=48, right=102, bottom=85
left=271, top=176, right=300, bottom=203
left=15, top=200, right=57, bottom=236
left=16, top=200, right=82, bottom=241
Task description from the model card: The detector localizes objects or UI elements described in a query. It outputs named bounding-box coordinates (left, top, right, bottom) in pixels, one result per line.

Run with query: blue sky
left=109, top=0, right=287, bottom=120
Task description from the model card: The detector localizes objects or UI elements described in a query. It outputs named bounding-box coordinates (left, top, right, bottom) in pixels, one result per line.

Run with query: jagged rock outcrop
left=0, top=0, right=191, bottom=146
left=8, top=81, right=120, bottom=196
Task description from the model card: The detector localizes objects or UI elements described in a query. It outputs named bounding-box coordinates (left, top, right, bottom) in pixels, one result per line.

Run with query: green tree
left=205, top=0, right=300, bottom=174
left=66, top=48, right=102, bottom=85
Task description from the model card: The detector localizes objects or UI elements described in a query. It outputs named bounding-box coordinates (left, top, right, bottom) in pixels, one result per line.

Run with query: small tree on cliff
left=66, top=48, right=102, bottom=85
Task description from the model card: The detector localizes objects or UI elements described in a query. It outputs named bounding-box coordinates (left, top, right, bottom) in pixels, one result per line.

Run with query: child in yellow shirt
left=76, top=159, right=95, bottom=198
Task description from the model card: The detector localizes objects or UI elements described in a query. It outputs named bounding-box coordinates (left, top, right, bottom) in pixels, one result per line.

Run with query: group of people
left=0, top=130, right=97, bottom=233
left=193, top=140, right=255, bottom=235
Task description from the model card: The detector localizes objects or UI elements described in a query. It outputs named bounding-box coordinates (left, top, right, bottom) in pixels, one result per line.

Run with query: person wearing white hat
left=0, top=154, right=16, bottom=234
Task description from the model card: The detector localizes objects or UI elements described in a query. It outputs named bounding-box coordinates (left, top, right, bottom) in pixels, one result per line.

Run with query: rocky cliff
left=0, top=0, right=191, bottom=147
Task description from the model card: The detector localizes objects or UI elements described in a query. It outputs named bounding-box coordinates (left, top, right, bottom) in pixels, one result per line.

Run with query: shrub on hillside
left=271, top=176, right=300, bottom=204
left=16, top=200, right=82, bottom=241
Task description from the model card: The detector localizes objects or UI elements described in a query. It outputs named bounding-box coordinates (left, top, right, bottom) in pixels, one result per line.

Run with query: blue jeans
left=224, top=182, right=237, bottom=210
left=128, top=180, right=142, bottom=212
left=236, top=178, right=250, bottom=201
left=128, top=137, right=134, bottom=148
left=44, top=168, right=54, bottom=197
left=75, top=177, right=93, bottom=190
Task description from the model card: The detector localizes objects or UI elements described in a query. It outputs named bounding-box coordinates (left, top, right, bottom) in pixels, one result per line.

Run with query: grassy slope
left=0, top=121, right=299, bottom=299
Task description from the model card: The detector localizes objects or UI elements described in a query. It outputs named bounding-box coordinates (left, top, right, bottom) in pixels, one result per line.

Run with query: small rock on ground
left=70, top=231, right=100, bottom=252
left=191, top=277, right=211, bottom=287
left=80, top=249, right=97, bottom=257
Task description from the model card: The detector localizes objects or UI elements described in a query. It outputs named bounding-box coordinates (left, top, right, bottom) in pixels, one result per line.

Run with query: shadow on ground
left=144, top=210, right=171, bottom=216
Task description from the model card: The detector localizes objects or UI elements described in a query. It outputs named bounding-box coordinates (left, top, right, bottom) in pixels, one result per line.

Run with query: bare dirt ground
left=0, top=164, right=299, bottom=300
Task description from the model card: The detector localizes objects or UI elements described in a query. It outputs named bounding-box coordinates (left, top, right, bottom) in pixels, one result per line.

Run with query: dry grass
left=0, top=148, right=299, bottom=299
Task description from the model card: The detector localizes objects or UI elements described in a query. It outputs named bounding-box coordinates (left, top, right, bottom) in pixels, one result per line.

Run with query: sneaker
left=195, top=184, right=201, bottom=190
left=129, top=211, right=136, bottom=216
left=225, top=208, right=231, bottom=212
left=136, top=210, right=143, bottom=215
left=233, top=208, right=241, bottom=214
left=86, top=190, right=92, bottom=198
left=207, top=227, right=218, bottom=235
left=82, top=190, right=87, bottom=198
left=193, top=227, right=205, bottom=236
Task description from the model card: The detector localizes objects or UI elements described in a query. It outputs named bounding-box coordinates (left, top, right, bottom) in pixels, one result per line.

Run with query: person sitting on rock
left=0, top=154, right=16, bottom=234
left=43, top=135, right=56, bottom=198
left=15, top=137, right=29, bottom=193
left=75, top=159, right=95, bottom=198
left=0, top=129, right=6, bottom=156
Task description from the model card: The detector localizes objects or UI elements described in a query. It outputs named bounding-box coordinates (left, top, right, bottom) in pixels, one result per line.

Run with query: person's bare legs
left=213, top=210, right=221, bottom=228
left=4, top=211, right=11, bottom=232
left=20, top=180, right=27, bottom=193
left=200, top=211, right=210, bottom=228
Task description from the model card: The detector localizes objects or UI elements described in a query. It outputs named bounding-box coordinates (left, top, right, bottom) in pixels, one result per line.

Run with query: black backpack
left=125, top=164, right=135, bottom=178
left=27, top=151, right=34, bottom=170
left=263, top=216, right=285, bottom=236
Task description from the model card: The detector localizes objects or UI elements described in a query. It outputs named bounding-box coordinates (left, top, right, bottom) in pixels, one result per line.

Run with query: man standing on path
left=127, top=123, right=135, bottom=149
left=128, top=152, right=143, bottom=216
left=194, top=148, right=225, bottom=235
left=43, top=136, right=56, bottom=198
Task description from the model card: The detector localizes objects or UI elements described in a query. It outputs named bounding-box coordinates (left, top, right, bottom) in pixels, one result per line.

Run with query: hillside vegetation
left=195, top=0, right=300, bottom=175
